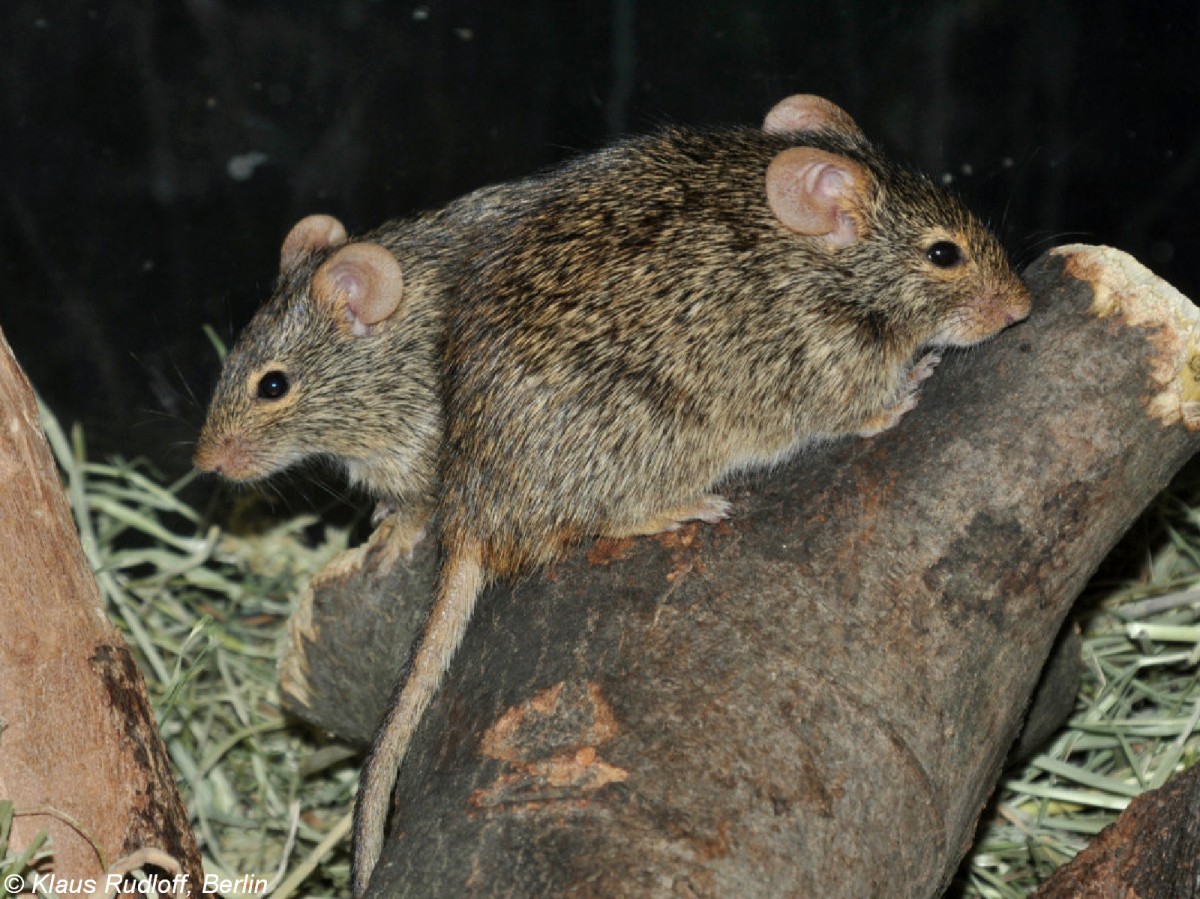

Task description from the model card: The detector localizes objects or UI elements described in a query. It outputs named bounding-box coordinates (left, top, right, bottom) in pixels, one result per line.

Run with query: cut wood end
left=278, top=515, right=414, bottom=709
left=278, top=593, right=314, bottom=709
left=1053, top=244, right=1200, bottom=430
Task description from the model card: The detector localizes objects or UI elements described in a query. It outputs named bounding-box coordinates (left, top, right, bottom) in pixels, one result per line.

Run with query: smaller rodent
left=350, top=95, right=1031, bottom=894
left=193, top=182, right=530, bottom=554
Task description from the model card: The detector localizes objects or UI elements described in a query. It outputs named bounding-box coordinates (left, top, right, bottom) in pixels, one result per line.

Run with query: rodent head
left=763, top=95, right=1030, bottom=354
left=194, top=214, right=443, bottom=500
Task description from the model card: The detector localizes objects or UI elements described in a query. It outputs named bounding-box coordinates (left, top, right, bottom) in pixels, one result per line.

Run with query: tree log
left=1031, top=761, right=1200, bottom=898
left=0, top=328, right=202, bottom=896
left=281, top=245, right=1200, bottom=897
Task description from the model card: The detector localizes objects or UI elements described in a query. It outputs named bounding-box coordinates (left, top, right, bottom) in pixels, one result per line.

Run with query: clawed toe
left=694, top=494, right=732, bottom=524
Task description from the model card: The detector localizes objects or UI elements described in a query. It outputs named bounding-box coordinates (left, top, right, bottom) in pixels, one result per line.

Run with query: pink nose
left=1004, top=306, right=1030, bottom=326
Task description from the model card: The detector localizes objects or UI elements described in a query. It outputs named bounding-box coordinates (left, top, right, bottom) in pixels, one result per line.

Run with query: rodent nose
left=1007, top=304, right=1032, bottom=326
left=194, top=433, right=240, bottom=475
left=193, top=447, right=222, bottom=473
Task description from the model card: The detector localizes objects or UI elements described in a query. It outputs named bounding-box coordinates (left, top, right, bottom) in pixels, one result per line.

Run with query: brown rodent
left=194, top=181, right=532, bottom=555
left=351, top=94, right=1030, bottom=894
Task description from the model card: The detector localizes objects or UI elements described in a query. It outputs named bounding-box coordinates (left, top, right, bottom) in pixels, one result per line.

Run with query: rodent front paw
left=371, top=500, right=396, bottom=527
left=855, top=352, right=943, bottom=437
left=370, top=505, right=429, bottom=565
left=908, top=351, right=943, bottom=387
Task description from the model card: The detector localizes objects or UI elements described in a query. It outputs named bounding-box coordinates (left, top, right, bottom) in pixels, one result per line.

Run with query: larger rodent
left=351, top=95, right=1031, bottom=894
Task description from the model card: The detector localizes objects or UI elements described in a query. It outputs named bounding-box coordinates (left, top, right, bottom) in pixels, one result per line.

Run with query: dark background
left=2, top=0, right=1196, bottom=475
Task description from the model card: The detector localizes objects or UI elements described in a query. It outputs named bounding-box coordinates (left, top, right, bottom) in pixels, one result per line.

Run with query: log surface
left=1033, top=761, right=1200, bottom=898
left=282, top=246, right=1200, bottom=898
left=0, top=328, right=202, bottom=895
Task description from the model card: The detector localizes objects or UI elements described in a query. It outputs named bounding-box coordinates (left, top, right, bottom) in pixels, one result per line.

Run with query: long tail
left=351, top=541, right=486, bottom=896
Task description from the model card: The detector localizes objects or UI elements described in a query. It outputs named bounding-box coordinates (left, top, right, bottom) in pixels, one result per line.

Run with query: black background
left=3, top=0, right=1196, bottom=475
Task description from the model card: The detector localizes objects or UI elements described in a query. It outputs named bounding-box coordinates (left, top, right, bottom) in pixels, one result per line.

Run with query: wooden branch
left=280, top=514, right=439, bottom=746
left=281, top=245, right=1200, bottom=897
left=1009, top=620, right=1082, bottom=764
left=1033, top=762, right=1200, bottom=897
left=0, top=328, right=202, bottom=895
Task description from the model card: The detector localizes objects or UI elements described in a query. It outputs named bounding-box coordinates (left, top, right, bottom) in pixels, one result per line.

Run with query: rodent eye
left=256, top=370, right=290, bottom=400
left=926, top=240, right=964, bottom=269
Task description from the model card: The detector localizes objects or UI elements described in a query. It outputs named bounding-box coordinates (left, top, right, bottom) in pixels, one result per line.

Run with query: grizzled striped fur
left=438, top=123, right=1026, bottom=575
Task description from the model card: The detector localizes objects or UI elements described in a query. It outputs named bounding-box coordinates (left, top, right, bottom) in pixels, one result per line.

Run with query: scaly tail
left=351, top=541, right=486, bottom=896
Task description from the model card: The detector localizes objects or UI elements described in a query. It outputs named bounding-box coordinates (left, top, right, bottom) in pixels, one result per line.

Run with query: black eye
left=256, top=370, right=290, bottom=400
left=926, top=240, right=964, bottom=268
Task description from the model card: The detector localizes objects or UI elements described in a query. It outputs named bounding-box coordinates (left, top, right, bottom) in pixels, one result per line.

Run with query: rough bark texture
left=281, top=245, right=1200, bottom=898
left=0, top=328, right=203, bottom=895
left=1032, top=762, right=1200, bottom=899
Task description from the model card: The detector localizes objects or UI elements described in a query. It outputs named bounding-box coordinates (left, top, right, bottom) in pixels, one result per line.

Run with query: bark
left=1032, top=763, right=1200, bottom=898
left=1008, top=620, right=1082, bottom=764
left=281, top=245, right=1200, bottom=898
left=0, top=328, right=202, bottom=896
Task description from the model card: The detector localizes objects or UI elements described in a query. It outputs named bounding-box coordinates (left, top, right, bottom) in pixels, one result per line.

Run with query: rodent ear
left=312, top=243, right=406, bottom=336
left=765, top=147, right=871, bottom=248
left=763, top=95, right=862, bottom=137
left=280, top=214, right=349, bottom=271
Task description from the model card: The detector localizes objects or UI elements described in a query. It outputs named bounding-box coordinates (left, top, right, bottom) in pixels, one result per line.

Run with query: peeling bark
left=282, top=246, right=1200, bottom=898
left=0, top=328, right=202, bottom=896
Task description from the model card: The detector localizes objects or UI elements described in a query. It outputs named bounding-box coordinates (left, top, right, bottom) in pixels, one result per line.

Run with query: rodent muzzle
left=934, top=284, right=1031, bottom=348
left=193, top=431, right=259, bottom=481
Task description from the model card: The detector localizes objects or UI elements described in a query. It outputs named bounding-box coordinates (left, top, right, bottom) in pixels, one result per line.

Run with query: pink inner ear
left=313, top=243, right=406, bottom=335
left=766, top=147, right=867, bottom=248
left=325, top=263, right=368, bottom=321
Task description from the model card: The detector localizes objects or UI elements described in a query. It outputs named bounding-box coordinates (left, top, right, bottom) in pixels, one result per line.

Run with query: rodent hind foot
left=603, top=493, right=732, bottom=539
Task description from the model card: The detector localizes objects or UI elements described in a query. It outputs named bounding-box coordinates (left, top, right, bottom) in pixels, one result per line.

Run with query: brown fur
left=439, top=124, right=1027, bottom=575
